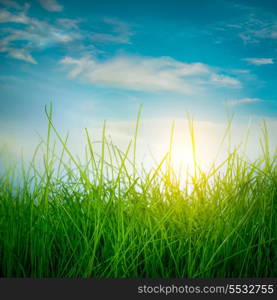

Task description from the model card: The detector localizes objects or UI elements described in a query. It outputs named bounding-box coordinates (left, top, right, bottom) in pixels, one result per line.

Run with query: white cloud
left=91, top=18, right=133, bottom=44
left=8, top=47, right=37, bottom=64
left=37, top=0, right=63, bottom=12
left=210, top=73, right=241, bottom=87
left=238, top=15, right=277, bottom=43
left=221, top=10, right=277, bottom=44
left=0, top=0, right=23, bottom=10
left=225, top=97, right=262, bottom=106
left=0, top=6, right=82, bottom=63
left=0, top=6, right=134, bottom=64
left=238, top=32, right=256, bottom=43
left=56, top=18, right=81, bottom=29
left=244, top=57, right=274, bottom=66
left=229, top=69, right=250, bottom=74
left=0, top=8, right=29, bottom=23
left=61, top=54, right=241, bottom=93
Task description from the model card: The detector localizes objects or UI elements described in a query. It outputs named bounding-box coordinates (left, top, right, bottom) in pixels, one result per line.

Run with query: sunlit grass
left=0, top=104, right=276, bottom=277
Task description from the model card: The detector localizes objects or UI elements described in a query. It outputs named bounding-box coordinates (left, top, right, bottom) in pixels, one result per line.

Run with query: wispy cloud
left=91, top=18, right=133, bottom=44
left=218, top=5, right=277, bottom=45
left=8, top=47, right=37, bottom=64
left=0, top=3, right=135, bottom=64
left=37, top=0, right=63, bottom=12
left=210, top=73, right=241, bottom=87
left=60, top=54, right=241, bottom=94
left=0, top=6, right=29, bottom=23
left=0, top=5, right=82, bottom=63
left=243, top=57, right=274, bottom=66
left=56, top=18, right=81, bottom=29
left=236, top=14, right=277, bottom=43
left=0, top=0, right=23, bottom=10
left=225, top=97, right=262, bottom=106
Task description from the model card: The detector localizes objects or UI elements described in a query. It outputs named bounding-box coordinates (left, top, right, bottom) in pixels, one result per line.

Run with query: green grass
left=0, top=105, right=276, bottom=278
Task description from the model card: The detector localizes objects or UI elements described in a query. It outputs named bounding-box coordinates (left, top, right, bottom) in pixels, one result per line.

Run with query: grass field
left=0, top=106, right=276, bottom=278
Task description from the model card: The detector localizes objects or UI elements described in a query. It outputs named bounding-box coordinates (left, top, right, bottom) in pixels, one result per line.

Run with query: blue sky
left=0, top=0, right=276, bottom=167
